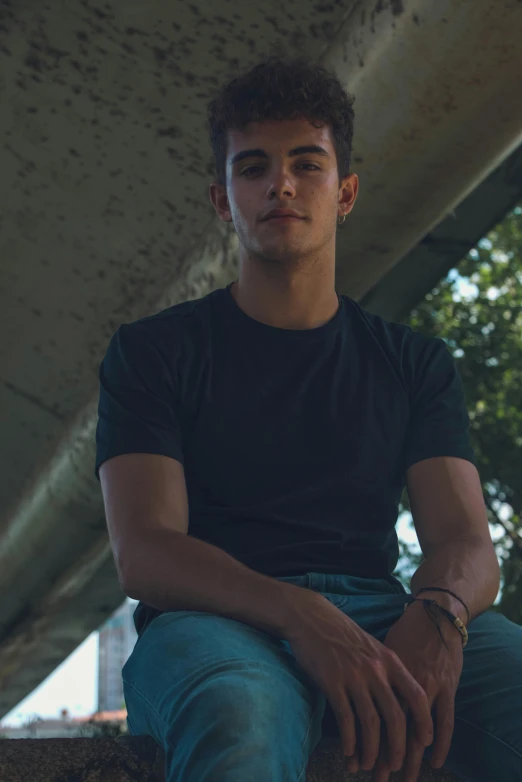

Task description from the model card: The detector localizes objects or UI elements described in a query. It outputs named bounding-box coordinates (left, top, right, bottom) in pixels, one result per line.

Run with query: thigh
left=122, top=609, right=326, bottom=771
left=432, top=609, right=522, bottom=782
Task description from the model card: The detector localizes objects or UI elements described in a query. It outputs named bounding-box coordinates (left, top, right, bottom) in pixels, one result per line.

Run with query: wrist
left=279, top=582, right=323, bottom=640
left=411, top=590, right=467, bottom=626
left=406, top=598, right=465, bottom=648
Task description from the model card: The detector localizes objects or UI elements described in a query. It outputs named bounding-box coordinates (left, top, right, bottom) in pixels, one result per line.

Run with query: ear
left=209, top=182, right=232, bottom=223
left=338, top=173, right=359, bottom=217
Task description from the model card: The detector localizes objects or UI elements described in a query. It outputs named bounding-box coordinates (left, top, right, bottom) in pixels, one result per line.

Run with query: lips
left=263, top=209, right=304, bottom=220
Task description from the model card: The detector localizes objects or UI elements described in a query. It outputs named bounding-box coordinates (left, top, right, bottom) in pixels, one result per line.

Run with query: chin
left=258, top=249, right=305, bottom=267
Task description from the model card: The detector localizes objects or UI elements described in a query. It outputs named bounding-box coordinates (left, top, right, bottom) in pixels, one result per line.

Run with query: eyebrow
left=230, top=145, right=331, bottom=167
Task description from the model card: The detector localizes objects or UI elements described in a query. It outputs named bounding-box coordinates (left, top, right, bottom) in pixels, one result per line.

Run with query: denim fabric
left=122, top=573, right=522, bottom=781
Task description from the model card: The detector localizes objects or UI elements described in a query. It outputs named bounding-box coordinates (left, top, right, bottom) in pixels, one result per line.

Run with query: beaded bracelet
left=404, top=598, right=469, bottom=649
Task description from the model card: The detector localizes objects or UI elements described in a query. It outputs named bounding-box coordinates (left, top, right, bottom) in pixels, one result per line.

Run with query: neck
left=230, top=266, right=339, bottom=331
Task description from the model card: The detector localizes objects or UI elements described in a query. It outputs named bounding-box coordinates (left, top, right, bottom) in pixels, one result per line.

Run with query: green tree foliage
left=396, top=202, right=522, bottom=624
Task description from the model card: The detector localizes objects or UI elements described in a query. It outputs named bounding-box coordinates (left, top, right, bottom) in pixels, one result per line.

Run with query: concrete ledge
left=0, top=736, right=461, bottom=781
left=0, top=736, right=165, bottom=781
left=307, top=738, right=461, bottom=781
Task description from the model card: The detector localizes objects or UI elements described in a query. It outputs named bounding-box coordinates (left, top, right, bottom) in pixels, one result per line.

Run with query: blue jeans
left=122, top=573, right=522, bottom=781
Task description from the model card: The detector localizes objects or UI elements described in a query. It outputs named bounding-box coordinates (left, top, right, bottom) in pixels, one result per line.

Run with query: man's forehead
left=227, top=121, right=333, bottom=163
left=227, top=119, right=332, bottom=148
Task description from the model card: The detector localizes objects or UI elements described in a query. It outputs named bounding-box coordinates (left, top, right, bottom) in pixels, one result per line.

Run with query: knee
left=159, top=666, right=320, bottom=781
left=166, top=666, right=291, bottom=746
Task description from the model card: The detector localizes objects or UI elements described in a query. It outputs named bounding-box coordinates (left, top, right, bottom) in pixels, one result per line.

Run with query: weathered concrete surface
left=1, top=0, right=522, bottom=722
left=307, top=739, right=462, bottom=781
left=0, top=736, right=462, bottom=781
left=0, top=736, right=165, bottom=782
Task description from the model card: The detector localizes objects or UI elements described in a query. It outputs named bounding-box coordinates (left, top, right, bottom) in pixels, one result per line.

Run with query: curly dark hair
left=207, top=56, right=355, bottom=189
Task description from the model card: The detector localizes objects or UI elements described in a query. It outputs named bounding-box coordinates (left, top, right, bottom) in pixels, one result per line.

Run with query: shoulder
left=109, top=288, right=218, bottom=354
left=99, top=289, right=220, bottom=380
left=341, top=295, right=452, bottom=385
left=128, top=288, right=216, bottom=336
left=342, top=295, right=440, bottom=355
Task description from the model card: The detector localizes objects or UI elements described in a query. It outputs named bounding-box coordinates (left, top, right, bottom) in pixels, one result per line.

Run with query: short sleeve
left=94, top=322, right=184, bottom=480
left=402, top=336, right=477, bottom=473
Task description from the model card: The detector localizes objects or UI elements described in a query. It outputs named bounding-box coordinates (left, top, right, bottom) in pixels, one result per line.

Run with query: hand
left=285, top=591, right=434, bottom=773
left=371, top=601, right=464, bottom=782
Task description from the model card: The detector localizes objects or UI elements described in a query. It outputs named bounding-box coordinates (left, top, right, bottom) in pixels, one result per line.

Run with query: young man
left=95, top=57, right=520, bottom=782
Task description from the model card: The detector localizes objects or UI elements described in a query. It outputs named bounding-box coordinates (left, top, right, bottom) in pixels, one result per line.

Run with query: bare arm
left=407, top=456, right=501, bottom=621
left=125, top=528, right=314, bottom=638
left=100, top=452, right=315, bottom=640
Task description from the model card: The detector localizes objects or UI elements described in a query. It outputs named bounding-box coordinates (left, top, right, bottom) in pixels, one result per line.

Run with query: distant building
left=97, top=599, right=138, bottom=713
left=0, top=709, right=128, bottom=739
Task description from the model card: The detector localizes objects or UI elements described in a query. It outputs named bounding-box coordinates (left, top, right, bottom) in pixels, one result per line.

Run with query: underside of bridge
left=1, top=0, right=522, bottom=720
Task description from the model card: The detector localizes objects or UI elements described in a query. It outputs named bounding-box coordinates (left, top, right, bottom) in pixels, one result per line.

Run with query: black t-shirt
left=95, top=283, right=476, bottom=637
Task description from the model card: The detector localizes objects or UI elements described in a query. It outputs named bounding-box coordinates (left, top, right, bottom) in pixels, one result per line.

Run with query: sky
left=1, top=628, right=100, bottom=727
left=0, top=269, right=507, bottom=728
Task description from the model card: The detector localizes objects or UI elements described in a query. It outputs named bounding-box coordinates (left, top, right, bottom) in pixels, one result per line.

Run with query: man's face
left=209, top=117, right=358, bottom=267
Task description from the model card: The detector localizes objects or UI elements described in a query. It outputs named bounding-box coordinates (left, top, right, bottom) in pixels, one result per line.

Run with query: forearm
left=122, top=528, right=314, bottom=640
left=409, top=537, right=501, bottom=624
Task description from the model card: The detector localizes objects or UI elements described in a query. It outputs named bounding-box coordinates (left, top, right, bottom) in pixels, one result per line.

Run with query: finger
left=331, top=695, right=357, bottom=758
left=372, top=719, right=391, bottom=782
left=373, top=683, right=407, bottom=771
left=352, top=690, right=382, bottom=771
left=392, top=662, right=433, bottom=746
left=402, top=734, right=426, bottom=782
left=344, top=748, right=360, bottom=775
left=371, top=734, right=393, bottom=782
left=430, top=691, right=455, bottom=769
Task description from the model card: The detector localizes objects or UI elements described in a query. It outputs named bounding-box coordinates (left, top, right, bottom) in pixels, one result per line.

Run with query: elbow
left=120, top=567, right=141, bottom=601
left=481, top=534, right=501, bottom=582
left=123, top=584, right=140, bottom=601
left=476, top=537, right=501, bottom=605
left=490, top=551, right=502, bottom=599
left=114, top=535, right=152, bottom=599
left=115, top=552, right=139, bottom=600
left=121, top=575, right=141, bottom=602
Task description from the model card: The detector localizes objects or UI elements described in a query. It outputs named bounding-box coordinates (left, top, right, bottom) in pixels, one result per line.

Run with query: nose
left=268, top=167, right=296, bottom=200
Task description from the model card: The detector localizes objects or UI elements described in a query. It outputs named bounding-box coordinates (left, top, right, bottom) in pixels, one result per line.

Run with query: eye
left=241, top=163, right=320, bottom=175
